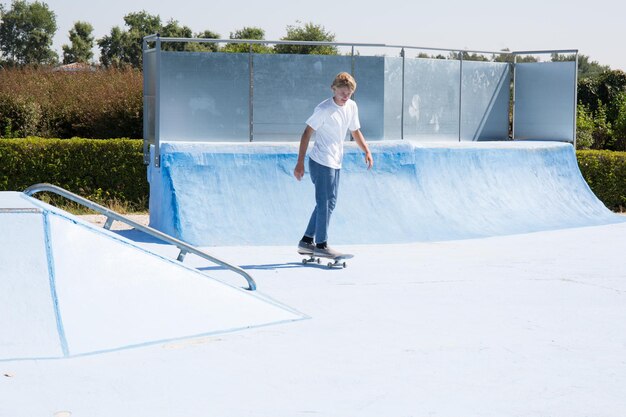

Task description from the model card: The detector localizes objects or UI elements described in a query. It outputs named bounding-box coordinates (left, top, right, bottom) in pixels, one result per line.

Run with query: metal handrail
left=144, top=34, right=578, bottom=57
left=23, top=183, right=256, bottom=291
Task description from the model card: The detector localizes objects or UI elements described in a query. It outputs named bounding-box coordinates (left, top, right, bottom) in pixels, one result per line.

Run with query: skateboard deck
left=301, top=252, right=354, bottom=268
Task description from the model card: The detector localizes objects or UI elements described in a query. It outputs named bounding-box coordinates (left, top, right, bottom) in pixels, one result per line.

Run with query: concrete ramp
left=0, top=192, right=304, bottom=361
left=148, top=140, right=624, bottom=246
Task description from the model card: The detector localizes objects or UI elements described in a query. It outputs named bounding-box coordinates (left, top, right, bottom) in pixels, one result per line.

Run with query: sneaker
left=297, top=240, right=316, bottom=255
left=313, top=245, right=342, bottom=259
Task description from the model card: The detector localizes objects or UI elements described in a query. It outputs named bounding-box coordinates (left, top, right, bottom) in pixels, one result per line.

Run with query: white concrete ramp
left=0, top=208, right=63, bottom=359
left=0, top=192, right=304, bottom=361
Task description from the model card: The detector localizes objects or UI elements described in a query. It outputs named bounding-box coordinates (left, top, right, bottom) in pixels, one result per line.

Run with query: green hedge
left=0, top=138, right=148, bottom=211
left=0, top=138, right=624, bottom=214
left=577, top=150, right=626, bottom=211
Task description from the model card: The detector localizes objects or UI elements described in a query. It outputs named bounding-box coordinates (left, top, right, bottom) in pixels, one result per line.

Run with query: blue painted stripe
left=42, top=211, right=70, bottom=357
left=57, top=317, right=308, bottom=359
left=0, top=316, right=308, bottom=362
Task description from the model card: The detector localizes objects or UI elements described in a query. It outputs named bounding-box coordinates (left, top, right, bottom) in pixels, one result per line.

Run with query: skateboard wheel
left=302, top=259, right=307, bottom=264
left=327, top=262, right=333, bottom=268
left=316, top=258, right=320, bottom=264
left=342, top=262, right=346, bottom=268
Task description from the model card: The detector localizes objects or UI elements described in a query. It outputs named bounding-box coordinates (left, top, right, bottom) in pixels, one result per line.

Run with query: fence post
left=458, top=51, right=463, bottom=142
left=142, top=37, right=149, bottom=165
left=512, top=54, right=517, bottom=140
left=573, top=52, right=579, bottom=148
left=154, top=34, right=161, bottom=167
left=249, top=44, right=254, bottom=142
left=401, top=48, right=405, bottom=140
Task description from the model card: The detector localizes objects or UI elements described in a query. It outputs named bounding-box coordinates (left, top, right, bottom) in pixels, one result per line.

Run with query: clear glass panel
left=159, top=52, right=250, bottom=142
left=384, top=57, right=403, bottom=140
left=353, top=56, right=385, bottom=140
left=150, top=51, right=574, bottom=144
left=403, top=58, right=461, bottom=141
left=252, top=54, right=351, bottom=141
left=461, top=61, right=510, bottom=141
left=143, top=50, right=156, bottom=142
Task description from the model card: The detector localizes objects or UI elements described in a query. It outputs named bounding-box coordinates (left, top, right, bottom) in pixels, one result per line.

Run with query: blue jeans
left=304, top=158, right=340, bottom=244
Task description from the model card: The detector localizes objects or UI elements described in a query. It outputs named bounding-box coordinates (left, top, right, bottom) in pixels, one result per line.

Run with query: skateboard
left=301, top=252, right=354, bottom=268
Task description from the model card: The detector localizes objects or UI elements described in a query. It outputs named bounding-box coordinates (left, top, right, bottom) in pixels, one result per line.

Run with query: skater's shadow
left=198, top=262, right=304, bottom=272
left=199, top=261, right=344, bottom=271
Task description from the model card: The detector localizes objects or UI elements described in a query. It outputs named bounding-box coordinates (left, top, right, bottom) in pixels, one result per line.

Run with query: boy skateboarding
left=294, top=72, right=373, bottom=263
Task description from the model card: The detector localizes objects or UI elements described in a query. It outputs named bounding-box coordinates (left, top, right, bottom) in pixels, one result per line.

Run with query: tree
left=160, top=19, right=193, bottom=52
left=97, top=10, right=161, bottom=68
left=415, top=52, right=447, bottom=60
left=612, top=92, right=626, bottom=151
left=97, top=12, right=218, bottom=66
left=222, top=26, right=273, bottom=54
left=576, top=104, right=595, bottom=149
left=596, top=70, right=626, bottom=122
left=123, top=11, right=161, bottom=68
left=448, top=51, right=489, bottom=61
left=97, top=26, right=131, bottom=67
left=576, top=68, right=626, bottom=151
left=274, top=22, right=337, bottom=55
left=185, top=30, right=220, bottom=52
left=590, top=102, right=612, bottom=150
left=62, top=21, right=94, bottom=64
left=551, top=53, right=609, bottom=79
left=0, top=0, right=58, bottom=65
left=578, top=77, right=599, bottom=112
left=493, top=49, right=537, bottom=63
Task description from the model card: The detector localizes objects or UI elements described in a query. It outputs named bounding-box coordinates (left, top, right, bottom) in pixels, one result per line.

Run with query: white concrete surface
left=2, top=221, right=626, bottom=416
left=0, top=192, right=304, bottom=360
left=2, top=138, right=626, bottom=415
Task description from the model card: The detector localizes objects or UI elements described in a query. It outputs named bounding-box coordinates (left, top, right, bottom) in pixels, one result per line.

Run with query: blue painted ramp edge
left=148, top=141, right=624, bottom=246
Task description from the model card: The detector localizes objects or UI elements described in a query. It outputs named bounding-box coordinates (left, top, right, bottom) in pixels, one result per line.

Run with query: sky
left=6, top=0, right=625, bottom=70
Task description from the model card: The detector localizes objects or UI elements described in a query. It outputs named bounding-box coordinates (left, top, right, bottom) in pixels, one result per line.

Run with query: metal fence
left=143, top=35, right=578, bottom=166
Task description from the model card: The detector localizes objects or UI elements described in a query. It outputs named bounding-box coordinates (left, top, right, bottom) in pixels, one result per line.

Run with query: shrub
left=577, top=150, right=626, bottom=211
left=590, top=102, right=613, bottom=150
left=0, top=67, right=143, bottom=139
left=0, top=137, right=147, bottom=211
left=611, top=92, right=626, bottom=151
left=576, top=104, right=594, bottom=149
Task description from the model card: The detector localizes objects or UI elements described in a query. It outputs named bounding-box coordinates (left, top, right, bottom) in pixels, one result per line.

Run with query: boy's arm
left=352, top=129, right=374, bottom=169
left=294, top=125, right=315, bottom=181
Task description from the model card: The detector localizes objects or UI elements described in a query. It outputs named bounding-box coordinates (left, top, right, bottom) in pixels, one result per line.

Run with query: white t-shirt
left=306, top=97, right=361, bottom=169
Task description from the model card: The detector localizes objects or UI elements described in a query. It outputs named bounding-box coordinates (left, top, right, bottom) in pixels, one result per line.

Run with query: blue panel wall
left=514, top=62, right=576, bottom=141
left=159, top=52, right=250, bottom=141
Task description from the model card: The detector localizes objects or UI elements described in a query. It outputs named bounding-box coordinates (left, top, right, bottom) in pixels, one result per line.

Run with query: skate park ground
left=2, top=212, right=626, bottom=416
left=2, top=139, right=626, bottom=416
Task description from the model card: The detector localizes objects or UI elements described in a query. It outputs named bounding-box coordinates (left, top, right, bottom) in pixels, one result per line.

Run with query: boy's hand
left=294, top=161, right=305, bottom=181
left=365, top=151, right=374, bottom=169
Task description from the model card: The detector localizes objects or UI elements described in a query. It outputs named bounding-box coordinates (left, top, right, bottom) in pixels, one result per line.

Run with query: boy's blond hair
left=331, top=72, right=356, bottom=91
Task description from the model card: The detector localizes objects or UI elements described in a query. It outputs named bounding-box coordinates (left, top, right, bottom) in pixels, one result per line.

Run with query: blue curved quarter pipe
left=148, top=140, right=624, bottom=246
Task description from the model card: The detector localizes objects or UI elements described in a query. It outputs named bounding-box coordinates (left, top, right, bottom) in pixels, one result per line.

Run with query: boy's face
left=332, top=86, right=354, bottom=106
